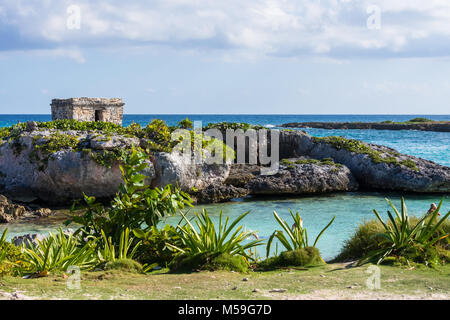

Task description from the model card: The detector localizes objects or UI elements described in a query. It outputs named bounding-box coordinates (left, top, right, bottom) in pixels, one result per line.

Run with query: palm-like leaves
left=360, top=197, right=450, bottom=265
left=168, top=209, right=263, bottom=260
left=266, top=210, right=335, bottom=258
left=98, top=228, right=142, bottom=262
left=0, top=228, right=8, bottom=262
left=21, top=229, right=98, bottom=273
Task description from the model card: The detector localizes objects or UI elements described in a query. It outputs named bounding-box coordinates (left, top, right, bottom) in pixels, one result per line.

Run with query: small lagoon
left=2, top=192, right=449, bottom=260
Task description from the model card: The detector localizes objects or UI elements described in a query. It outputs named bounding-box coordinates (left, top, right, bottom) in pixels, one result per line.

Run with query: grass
left=1, top=263, right=449, bottom=300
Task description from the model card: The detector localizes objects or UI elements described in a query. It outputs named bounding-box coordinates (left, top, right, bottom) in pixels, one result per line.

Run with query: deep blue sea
left=1, top=114, right=449, bottom=259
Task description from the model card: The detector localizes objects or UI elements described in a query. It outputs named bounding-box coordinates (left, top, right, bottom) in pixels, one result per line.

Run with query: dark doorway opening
left=95, top=110, right=103, bottom=122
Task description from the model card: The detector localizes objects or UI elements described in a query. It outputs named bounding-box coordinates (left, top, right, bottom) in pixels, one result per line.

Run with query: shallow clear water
left=2, top=192, right=449, bottom=260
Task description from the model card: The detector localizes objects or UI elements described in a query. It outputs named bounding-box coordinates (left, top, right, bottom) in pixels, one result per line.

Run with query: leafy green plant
left=104, top=258, right=143, bottom=273
left=360, top=198, right=450, bottom=266
left=168, top=210, right=263, bottom=269
left=258, top=247, right=323, bottom=270
left=266, top=210, right=335, bottom=258
left=133, top=224, right=181, bottom=267
left=97, top=228, right=141, bottom=263
left=177, top=117, right=193, bottom=129
left=67, top=147, right=192, bottom=243
left=0, top=229, right=32, bottom=276
left=20, top=229, right=98, bottom=274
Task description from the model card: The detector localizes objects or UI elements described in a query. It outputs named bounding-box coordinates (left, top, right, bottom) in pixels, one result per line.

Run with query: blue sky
left=1, top=0, right=450, bottom=114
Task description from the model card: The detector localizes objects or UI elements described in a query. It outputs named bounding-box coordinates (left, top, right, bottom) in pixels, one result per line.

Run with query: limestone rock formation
left=247, top=161, right=359, bottom=195
left=278, top=130, right=450, bottom=193
left=0, top=194, right=52, bottom=223
left=152, top=152, right=232, bottom=193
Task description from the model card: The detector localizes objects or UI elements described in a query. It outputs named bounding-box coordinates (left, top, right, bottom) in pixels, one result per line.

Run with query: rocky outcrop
left=0, top=194, right=52, bottom=223
left=193, top=184, right=249, bottom=204
left=0, top=125, right=448, bottom=208
left=152, top=152, right=231, bottom=192
left=281, top=121, right=450, bottom=132
left=279, top=131, right=450, bottom=193
left=224, top=160, right=358, bottom=196
left=246, top=161, right=358, bottom=195
left=0, top=131, right=136, bottom=204
left=0, top=129, right=230, bottom=205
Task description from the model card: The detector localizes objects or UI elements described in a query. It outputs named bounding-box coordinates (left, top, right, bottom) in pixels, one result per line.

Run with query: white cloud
left=1, top=0, right=450, bottom=60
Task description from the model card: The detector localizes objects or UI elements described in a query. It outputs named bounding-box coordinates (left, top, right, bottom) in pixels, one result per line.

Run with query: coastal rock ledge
left=0, top=126, right=448, bottom=207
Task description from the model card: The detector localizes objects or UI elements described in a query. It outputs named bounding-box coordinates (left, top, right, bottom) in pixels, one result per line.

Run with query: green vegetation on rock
left=312, top=136, right=419, bottom=171
left=204, top=122, right=264, bottom=131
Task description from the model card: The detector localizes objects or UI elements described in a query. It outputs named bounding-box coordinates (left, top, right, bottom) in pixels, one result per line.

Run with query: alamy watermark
left=171, top=121, right=280, bottom=175
left=67, top=5, right=81, bottom=30
left=365, top=265, right=381, bottom=290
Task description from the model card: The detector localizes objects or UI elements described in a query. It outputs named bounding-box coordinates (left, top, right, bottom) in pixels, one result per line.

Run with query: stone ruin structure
left=51, top=97, right=124, bottom=125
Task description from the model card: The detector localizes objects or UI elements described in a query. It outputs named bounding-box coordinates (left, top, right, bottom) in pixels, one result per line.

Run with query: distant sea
left=1, top=114, right=449, bottom=166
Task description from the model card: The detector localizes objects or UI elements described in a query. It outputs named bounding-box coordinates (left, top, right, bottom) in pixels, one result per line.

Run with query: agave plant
left=168, top=209, right=263, bottom=260
left=0, top=228, right=8, bottom=263
left=21, top=229, right=98, bottom=274
left=266, top=210, right=335, bottom=258
left=360, top=197, right=450, bottom=265
left=98, top=228, right=142, bottom=263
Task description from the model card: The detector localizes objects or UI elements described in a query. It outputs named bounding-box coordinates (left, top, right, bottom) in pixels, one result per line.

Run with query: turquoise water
left=0, top=114, right=449, bottom=260
left=2, top=192, right=449, bottom=260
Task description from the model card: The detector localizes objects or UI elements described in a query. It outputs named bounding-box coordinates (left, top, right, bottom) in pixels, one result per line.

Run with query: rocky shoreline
left=0, top=122, right=449, bottom=223
left=281, top=121, right=450, bottom=132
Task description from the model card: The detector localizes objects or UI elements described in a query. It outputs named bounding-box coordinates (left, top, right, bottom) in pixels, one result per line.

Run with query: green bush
left=0, top=242, right=32, bottom=276
left=258, top=247, right=323, bottom=270
left=334, top=220, right=385, bottom=262
left=336, top=208, right=450, bottom=264
left=21, top=229, right=98, bottom=274
left=266, top=210, right=335, bottom=257
left=177, top=117, right=193, bottom=129
left=170, top=253, right=248, bottom=273
left=408, top=117, right=434, bottom=123
left=104, top=258, right=143, bottom=273
left=168, top=210, right=263, bottom=265
left=133, top=225, right=181, bottom=267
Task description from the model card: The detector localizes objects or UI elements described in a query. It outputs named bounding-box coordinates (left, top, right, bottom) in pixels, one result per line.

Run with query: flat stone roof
left=51, top=97, right=124, bottom=106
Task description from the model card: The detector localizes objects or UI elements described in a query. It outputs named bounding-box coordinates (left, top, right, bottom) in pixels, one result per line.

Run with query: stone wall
left=51, top=98, right=124, bottom=125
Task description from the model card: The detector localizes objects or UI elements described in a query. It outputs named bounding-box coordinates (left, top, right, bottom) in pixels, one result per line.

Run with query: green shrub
left=334, top=220, right=385, bottom=262
left=0, top=230, right=32, bottom=276
left=168, top=210, right=263, bottom=265
left=336, top=215, right=450, bottom=263
left=177, top=117, right=193, bottom=129
left=104, top=258, right=143, bottom=273
left=266, top=210, right=335, bottom=257
left=258, top=247, right=323, bottom=270
left=170, top=253, right=248, bottom=273
left=206, top=253, right=249, bottom=272
left=359, top=198, right=450, bottom=266
left=204, top=122, right=264, bottom=131
left=97, top=228, right=141, bottom=264
left=408, top=117, right=434, bottom=123
left=21, top=229, right=98, bottom=274
left=133, top=225, right=181, bottom=267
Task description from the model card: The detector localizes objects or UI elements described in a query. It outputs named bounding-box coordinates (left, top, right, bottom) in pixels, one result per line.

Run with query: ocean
left=1, top=114, right=449, bottom=259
